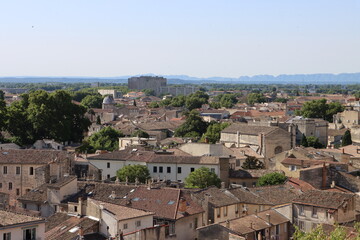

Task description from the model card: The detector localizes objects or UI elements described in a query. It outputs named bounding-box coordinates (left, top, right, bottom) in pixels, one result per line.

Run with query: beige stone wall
left=0, top=163, right=47, bottom=206
left=175, top=213, right=203, bottom=240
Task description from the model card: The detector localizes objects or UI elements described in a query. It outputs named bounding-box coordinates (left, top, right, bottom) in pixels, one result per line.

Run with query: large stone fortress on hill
left=128, top=76, right=199, bottom=96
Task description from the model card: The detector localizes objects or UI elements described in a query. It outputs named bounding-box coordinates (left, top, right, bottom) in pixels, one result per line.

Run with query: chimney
left=331, top=181, right=336, bottom=188
left=126, top=199, right=132, bottom=206
left=342, top=148, right=345, bottom=154
left=78, top=226, right=84, bottom=240
left=266, top=213, right=271, bottom=224
left=221, top=182, right=226, bottom=189
left=322, top=163, right=327, bottom=189
left=78, top=197, right=83, bottom=216
left=178, top=197, right=187, bottom=214
left=226, top=220, right=230, bottom=228
left=110, top=191, right=116, bottom=199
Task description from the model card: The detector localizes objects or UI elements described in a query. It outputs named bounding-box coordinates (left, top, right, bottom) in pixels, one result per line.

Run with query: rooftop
left=0, top=210, right=44, bottom=227
left=0, top=149, right=70, bottom=164
left=293, top=190, right=355, bottom=209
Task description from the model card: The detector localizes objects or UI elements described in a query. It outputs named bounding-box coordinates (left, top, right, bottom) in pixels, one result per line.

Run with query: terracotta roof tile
left=0, top=149, right=71, bottom=164
left=293, top=190, right=355, bottom=209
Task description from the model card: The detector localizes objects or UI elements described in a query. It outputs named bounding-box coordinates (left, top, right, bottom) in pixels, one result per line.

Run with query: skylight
left=167, top=200, right=175, bottom=205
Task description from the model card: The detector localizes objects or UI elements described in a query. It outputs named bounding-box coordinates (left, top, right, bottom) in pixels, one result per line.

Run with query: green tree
left=185, top=167, right=221, bottom=188
left=342, top=129, right=352, bottom=147
left=247, top=93, right=266, bottom=105
left=212, top=94, right=238, bottom=108
left=148, top=102, right=160, bottom=108
left=96, top=115, right=101, bottom=125
left=185, top=91, right=209, bottom=110
left=257, top=172, right=286, bottom=186
left=131, top=130, right=150, bottom=138
left=293, top=224, right=349, bottom=240
left=296, top=99, right=344, bottom=122
left=306, top=136, right=323, bottom=149
left=142, top=89, right=155, bottom=96
left=116, top=164, right=150, bottom=183
left=174, top=110, right=208, bottom=138
left=6, top=90, right=91, bottom=145
left=241, top=156, right=265, bottom=169
left=301, top=134, right=308, bottom=147
left=170, top=95, right=186, bottom=107
left=0, top=90, right=7, bottom=141
left=80, top=94, right=103, bottom=108
left=201, top=122, right=230, bottom=144
left=88, top=127, right=124, bottom=151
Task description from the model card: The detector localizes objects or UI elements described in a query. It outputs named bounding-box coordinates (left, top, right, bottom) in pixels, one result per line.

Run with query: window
left=242, top=182, right=247, bottom=187
left=54, top=205, right=58, bottom=212
left=8, top=182, right=12, bottom=190
left=299, top=221, right=305, bottom=231
left=236, top=159, right=240, bottom=166
left=16, top=188, right=20, bottom=196
left=135, top=220, right=141, bottom=227
left=26, top=189, right=30, bottom=193
left=74, top=206, right=78, bottom=212
left=194, top=218, right=198, bottom=229
left=23, top=228, right=36, bottom=240
left=189, top=222, right=193, bottom=228
left=216, top=208, right=220, bottom=218
left=23, top=203, right=27, bottom=209
left=107, top=174, right=110, bottom=179
left=290, top=165, right=297, bottom=171
left=276, top=225, right=280, bottom=235
left=177, top=167, right=182, bottom=174
left=29, top=167, right=34, bottom=175
left=299, top=205, right=304, bottom=216
left=37, top=205, right=40, bottom=211
left=107, top=162, right=110, bottom=168
left=159, top=167, right=163, bottom=173
left=123, top=223, right=128, bottom=229
left=210, top=168, right=215, bottom=173
left=16, top=166, right=21, bottom=175
left=191, top=167, right=195, bottom=172
left=312, top=207, right=318, bottom=218
left=235, top=204, right=239, bottom=214
left=252, top=182, right=257, bottom=187
left=153, top=166, right=157, bottom=173
left=0, top=182, right=2, bottom=188
left=167, top=167, right=171, bottom=173
left=223, top=206, right=228, bottom=217
left=3, top=166, right=7, bottom=174
left=3, top=232, right=11, bottom=240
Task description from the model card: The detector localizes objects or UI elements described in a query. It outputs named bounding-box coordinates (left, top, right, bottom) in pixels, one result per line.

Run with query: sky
left=0, top=0, right=359, bottom=78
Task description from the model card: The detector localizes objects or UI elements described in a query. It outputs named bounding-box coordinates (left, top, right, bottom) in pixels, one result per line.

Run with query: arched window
left=274, top=146, right=283, bottom=154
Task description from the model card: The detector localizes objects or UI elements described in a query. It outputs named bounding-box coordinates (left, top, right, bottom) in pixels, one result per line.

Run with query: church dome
left=103, top=95, right=115, bottom=104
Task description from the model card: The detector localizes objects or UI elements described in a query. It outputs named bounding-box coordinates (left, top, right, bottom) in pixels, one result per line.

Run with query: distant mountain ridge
left=0, top=73, right=359, bottom=84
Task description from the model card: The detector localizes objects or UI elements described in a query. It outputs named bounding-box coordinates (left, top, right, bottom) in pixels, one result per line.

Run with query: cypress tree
left=342, top=129, right=352, bottom=147
left=301, top=133, right=308, bottom=147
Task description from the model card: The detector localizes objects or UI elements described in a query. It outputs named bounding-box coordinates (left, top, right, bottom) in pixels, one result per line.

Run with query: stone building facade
left=128, top=76, right=199, bottom=96
left=0, top=149, right=73, bottom=207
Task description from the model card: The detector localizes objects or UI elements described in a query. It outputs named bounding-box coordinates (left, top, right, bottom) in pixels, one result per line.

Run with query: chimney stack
left=78, top=226, right=84, bottom=240
left=226, top=220, right=230, bottom=228
left=78, top=197, right=83, bottom=216
left=266, top=213, right=271, bottom=224
left=322, top=163, right=327, bottom=189
left=110, top=191, right=116, bottom=199
left=178, top=197, right=187, bottom=214
left=221, top=182, right=226, bottom=189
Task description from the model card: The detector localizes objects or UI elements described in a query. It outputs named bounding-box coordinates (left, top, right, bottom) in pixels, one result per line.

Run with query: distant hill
left=0, top=73, right=359, bottom=84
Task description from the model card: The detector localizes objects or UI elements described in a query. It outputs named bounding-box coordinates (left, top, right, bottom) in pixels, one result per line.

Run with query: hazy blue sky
left=0, top=0, right=359, bottom=77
